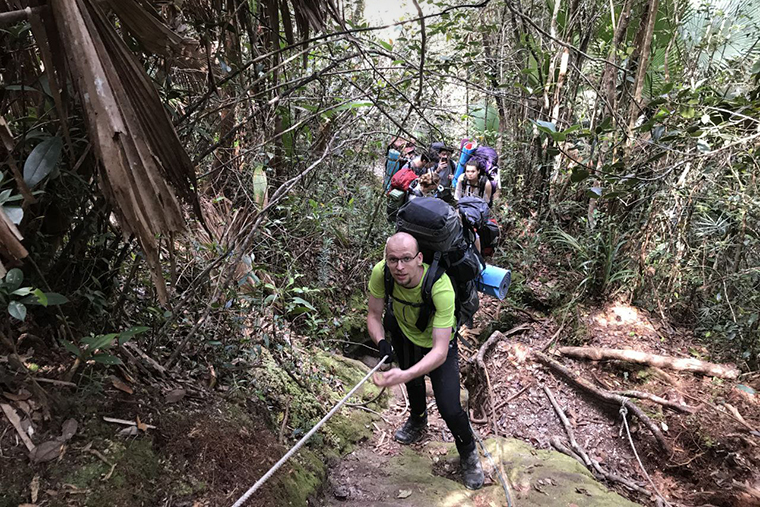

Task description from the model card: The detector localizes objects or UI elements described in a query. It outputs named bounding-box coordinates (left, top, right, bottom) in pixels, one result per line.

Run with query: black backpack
left=458, top=197, right=501, bottom=257
left=384, top=197, right=484, bottom=331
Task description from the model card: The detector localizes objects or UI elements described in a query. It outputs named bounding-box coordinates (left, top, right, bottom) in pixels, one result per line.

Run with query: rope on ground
left=470, top=423, right=514, bottom=507
left=619, top=401, right=672, bottom=507
left=230, top=355, right=389, bottom=507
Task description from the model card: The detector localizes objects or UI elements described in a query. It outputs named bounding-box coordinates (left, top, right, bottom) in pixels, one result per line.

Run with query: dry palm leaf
left=51, top=0, right=201, bottom=303
left=0, top=206, right=28, bottom=277
left=105, top=0, right=204, bottom=69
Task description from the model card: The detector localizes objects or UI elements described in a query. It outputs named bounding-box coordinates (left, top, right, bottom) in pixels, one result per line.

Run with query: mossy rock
left=322, top=437, right=640, bottom=506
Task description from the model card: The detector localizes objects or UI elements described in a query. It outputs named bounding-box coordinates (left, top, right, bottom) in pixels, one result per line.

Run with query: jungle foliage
left=0, top=0, right=758, bottom=398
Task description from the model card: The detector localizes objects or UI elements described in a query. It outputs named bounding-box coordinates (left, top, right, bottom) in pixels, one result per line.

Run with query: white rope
left=470, top=422, right=514, bottom=507
left=619, top=403, right=672, bottom=507
left=231, top=355, right=389, bottom=507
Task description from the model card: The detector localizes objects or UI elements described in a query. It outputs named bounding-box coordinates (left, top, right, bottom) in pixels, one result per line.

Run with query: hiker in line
left=366, top=232, right=485, bottom=490
left=408, top=171, right=441, bottom=200
left=454, top=159, right=493, bottom=203
left=430, top=142, right=455, bottom=188
left=403, top=153, right=431, bottom=176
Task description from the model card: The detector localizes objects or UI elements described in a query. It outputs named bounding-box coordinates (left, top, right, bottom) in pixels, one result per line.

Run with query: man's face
left=439, top=151, right=451, bottom=164
left=385, top=239, right=422, bottom=288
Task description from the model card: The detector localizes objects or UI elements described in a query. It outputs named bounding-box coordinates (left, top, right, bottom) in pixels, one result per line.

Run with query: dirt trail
left=317, top=297, right=760, bottom=507
left=317, top=364, right=639, bottom=506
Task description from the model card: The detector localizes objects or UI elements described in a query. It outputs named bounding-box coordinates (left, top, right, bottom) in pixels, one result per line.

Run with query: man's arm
left=373, top=328, right=449, bottom=387
left=367, top=294, right=385, bottom=346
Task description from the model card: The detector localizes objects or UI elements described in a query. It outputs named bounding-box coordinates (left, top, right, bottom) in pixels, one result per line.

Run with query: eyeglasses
left=387, top=253, right=418, bottom=266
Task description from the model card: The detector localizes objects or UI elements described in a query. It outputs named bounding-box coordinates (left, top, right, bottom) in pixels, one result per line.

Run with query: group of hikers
left=367, top=138, right=507, bottom=491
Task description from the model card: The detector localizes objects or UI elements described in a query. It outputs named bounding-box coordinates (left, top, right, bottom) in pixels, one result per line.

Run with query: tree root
left=471, top=325, right=531, bottom=434
left=544, top=387, right=654, bottom=498
left=612, top=390, right=696, bottom=414
left=534, top=350, right=671, bottom=453
left=558, top=346, right=740, bottom=379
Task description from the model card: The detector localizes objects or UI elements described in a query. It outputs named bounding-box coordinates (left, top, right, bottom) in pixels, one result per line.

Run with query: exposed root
left=534, top=350, right=671, bottom=453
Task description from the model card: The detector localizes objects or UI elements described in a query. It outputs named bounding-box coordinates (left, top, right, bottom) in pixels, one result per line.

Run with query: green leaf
left=22, top=291, right=67, bottom=306
left=534, top=119, right=556, bottom=132
left=587, top=186, right=603, bottom=198
left=3, top=206, right=23, bottom=225
left=571, top=168, right=590, bottom=183
left=44, top=292, right=68, bottom=305
left=62, top=340, right=81, bottom=357
left=32, top=289, right=47, bottom=306
left=83, top=333, right=117, bottom=351
left=91, top=354, right=122, bottom=365
left=118, top=326, right=149, bottom=346
left=291, top=296, right=315, bottom=311
left=378, top=40, right=393, bottom=51
left=23, top=136, right=62, bottom=188
left=121, top=326, right=150, bottom=337
left=660, top=82, right=674, bottom=94
left=595, top=117, right=613, bottom=133
left=5, top=268, right=23, bottom=291
left=252, top=165, right=267, bottom=206
left=11, top=287, right=33, bottom=296
left=8, top=301, right=26, bottom=321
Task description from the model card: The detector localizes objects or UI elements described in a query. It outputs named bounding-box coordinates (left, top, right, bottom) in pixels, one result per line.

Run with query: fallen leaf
left=136, top=416, right=148, bottom=432
left=18, top=504, right=36, bottom=507
left=725, top=403, right=748, bottom=425
left=17, top=400, right=33, bottom=417
left=30, top=474, right=40, bottom=502
left=165, top=388, right=186, bottom=403
left=60, top=418, right=78, bottom=442
left=110, top=377, right=134, bottom=394
left=3, top=389, right=32, bottom=401
left=397, top=489, right=412, bottom=499
left=117, top=426, right=139, bottom=437
left=30, top=440, right=63, bottom=463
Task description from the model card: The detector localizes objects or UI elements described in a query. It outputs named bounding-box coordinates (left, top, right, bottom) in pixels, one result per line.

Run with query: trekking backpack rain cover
left=390, top=167, right=417, bottom=192
left=470, top=146, right=500, bottom=190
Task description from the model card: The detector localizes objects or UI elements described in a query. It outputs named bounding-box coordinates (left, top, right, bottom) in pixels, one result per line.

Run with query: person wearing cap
left=430, top=142, right=456, bottom=188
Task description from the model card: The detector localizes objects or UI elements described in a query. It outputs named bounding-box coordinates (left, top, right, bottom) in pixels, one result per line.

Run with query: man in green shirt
left=367, top=232, right=484, bottom=490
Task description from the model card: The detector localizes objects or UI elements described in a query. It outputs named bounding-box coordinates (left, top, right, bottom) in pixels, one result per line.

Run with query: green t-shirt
left=368, top=260, right=456, bottom=348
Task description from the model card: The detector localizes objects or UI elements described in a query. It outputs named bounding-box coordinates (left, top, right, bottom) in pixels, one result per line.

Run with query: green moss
left=314, top=351, right=386, bottom=405
left=338, top=291, right=370, bottom=342
left=324, top=410, right=375, bottom=454
left=367, top=438, right=641, bottom=507
left=274, top=447, right=326, bottom=505
left=246, top=348, right=389, bottom=503
left=58, top=438, right=161, bottom=507
left=249, top=347, right=324, bottom=428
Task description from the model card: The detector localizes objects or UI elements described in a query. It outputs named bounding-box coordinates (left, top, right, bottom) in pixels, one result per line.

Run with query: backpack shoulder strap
left=384, top=263, right=394, bottom=306
left=415, top=252, right=446, bottom=332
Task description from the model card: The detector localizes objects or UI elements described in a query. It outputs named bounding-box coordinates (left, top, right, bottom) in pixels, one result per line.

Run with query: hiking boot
left=460, top=446, right=484, bottom=490
left=394, top=415, right=427, bottom=445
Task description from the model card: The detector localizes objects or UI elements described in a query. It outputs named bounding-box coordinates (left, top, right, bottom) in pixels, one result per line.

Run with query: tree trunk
left=600, top=0, right=634, bottom=115
left=627, top=0, right=660, bottom=138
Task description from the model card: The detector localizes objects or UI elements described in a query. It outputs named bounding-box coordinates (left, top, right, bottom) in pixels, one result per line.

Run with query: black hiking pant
left=385, top=312, right=475, bottom=455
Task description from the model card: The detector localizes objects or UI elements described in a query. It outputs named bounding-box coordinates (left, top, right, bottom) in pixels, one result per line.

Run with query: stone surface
left=318, top=437, right=641, bottom=506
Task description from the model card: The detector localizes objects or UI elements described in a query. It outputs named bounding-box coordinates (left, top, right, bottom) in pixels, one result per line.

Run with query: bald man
left=367, top=232, right=484, bottom=490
